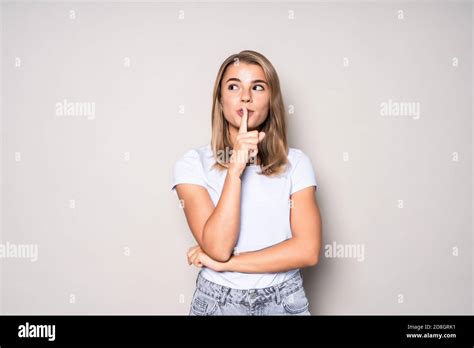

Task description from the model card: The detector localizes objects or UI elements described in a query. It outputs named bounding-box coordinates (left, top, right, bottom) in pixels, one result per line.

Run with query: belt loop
left=196, top=269, right=202, bottom=286
left=220, top=287, right=231, bottom=305
left=275, top=286, right=281, bottom=305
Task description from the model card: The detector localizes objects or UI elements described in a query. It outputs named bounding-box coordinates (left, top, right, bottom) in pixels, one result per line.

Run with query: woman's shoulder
left=172, top=144, right=211, bottom=191
left=288, top=147, right=309, bottom=163
left=195, top=143, right=213, bottom=157
left=287, top=147, right=315, bottom=173
left=175, top=143, right=213, bottom=167
left=286, top=147, right=318, bottom=192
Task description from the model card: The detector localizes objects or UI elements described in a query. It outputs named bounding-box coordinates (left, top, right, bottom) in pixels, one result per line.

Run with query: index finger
left=238, top=106, right=248, bottom=134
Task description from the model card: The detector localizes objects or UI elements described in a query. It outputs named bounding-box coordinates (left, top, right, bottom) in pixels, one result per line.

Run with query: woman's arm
left=176, top=110, right=265, bottom=262
left=188, top=186, right=322, bottom=272
left=224, top=186, right=321, bottom=273
left=176, top=167, right=242, bottom=262
left=201, top=167, right=243, bottom=260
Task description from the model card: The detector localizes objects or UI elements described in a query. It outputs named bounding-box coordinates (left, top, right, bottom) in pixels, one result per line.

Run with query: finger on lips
left=238, top=106, right=248, bottom=134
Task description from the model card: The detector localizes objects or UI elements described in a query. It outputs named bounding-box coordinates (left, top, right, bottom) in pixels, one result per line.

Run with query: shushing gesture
left=229, top=106, right=265, bottom=175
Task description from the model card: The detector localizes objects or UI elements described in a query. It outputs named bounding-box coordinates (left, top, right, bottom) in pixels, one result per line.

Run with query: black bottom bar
left=0, top=315, right=472, bottom=346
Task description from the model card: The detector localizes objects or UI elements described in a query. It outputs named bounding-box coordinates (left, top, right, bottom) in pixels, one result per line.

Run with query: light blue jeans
left=189, top=270, right=311, bottom=316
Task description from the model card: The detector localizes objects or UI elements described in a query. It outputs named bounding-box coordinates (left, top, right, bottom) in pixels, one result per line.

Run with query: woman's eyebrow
left=225, top=77, right=268, bottom=85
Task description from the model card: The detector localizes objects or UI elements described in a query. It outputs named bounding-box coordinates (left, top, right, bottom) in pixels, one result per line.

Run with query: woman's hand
left=187, top=245, right=228, bottom=272
left=228, top=106, right=265, bottom=177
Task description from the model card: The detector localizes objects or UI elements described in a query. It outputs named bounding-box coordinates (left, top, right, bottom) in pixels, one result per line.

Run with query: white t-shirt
left=171, top=143, right=318, bottom=289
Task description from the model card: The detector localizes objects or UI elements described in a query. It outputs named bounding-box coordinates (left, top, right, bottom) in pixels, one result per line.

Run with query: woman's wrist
left=227, top=165, right=243, bottom=179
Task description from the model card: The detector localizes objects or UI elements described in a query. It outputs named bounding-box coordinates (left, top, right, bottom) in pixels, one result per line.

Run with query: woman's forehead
left=223, top=63, right=267, bottom=82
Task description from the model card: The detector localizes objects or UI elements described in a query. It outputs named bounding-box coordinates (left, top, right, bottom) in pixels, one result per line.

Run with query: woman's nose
left=241, top=95, right=251, bottom=103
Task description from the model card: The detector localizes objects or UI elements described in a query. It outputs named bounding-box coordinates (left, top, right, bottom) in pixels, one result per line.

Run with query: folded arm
left=221, top=186, right=322, bottom=273
left=175, top=168, right=243, bottom=262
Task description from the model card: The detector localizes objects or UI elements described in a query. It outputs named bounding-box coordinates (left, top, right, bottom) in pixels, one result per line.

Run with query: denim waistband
left=195, top=270, right=304, bottom=306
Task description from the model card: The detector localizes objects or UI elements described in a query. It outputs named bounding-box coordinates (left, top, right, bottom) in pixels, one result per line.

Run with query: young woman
left=171, top=50, right=322, bottom=315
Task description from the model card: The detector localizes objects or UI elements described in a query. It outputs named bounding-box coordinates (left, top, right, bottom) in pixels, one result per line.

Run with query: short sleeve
left=171, top=149, right=207, bottom=192
left=290, top=152, right=318, bottom=195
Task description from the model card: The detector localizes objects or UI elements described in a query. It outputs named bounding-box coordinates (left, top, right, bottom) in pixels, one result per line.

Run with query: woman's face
left=220, top=62, right=270, bottom=131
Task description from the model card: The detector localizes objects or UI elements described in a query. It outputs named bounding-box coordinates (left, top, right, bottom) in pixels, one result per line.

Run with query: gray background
left=1, top=0, right=472, bottom=314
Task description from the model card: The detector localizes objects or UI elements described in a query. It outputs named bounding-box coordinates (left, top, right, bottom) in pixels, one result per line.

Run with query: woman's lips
left=237, top=109, right=254, bottom=117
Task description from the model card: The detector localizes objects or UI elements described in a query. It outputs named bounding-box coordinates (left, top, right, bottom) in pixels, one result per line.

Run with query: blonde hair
left=210, top=50, right=289, bottom=176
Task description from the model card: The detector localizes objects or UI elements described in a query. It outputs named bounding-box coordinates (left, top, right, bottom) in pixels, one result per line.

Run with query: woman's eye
left=227, top=84, right=264, bottom=91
